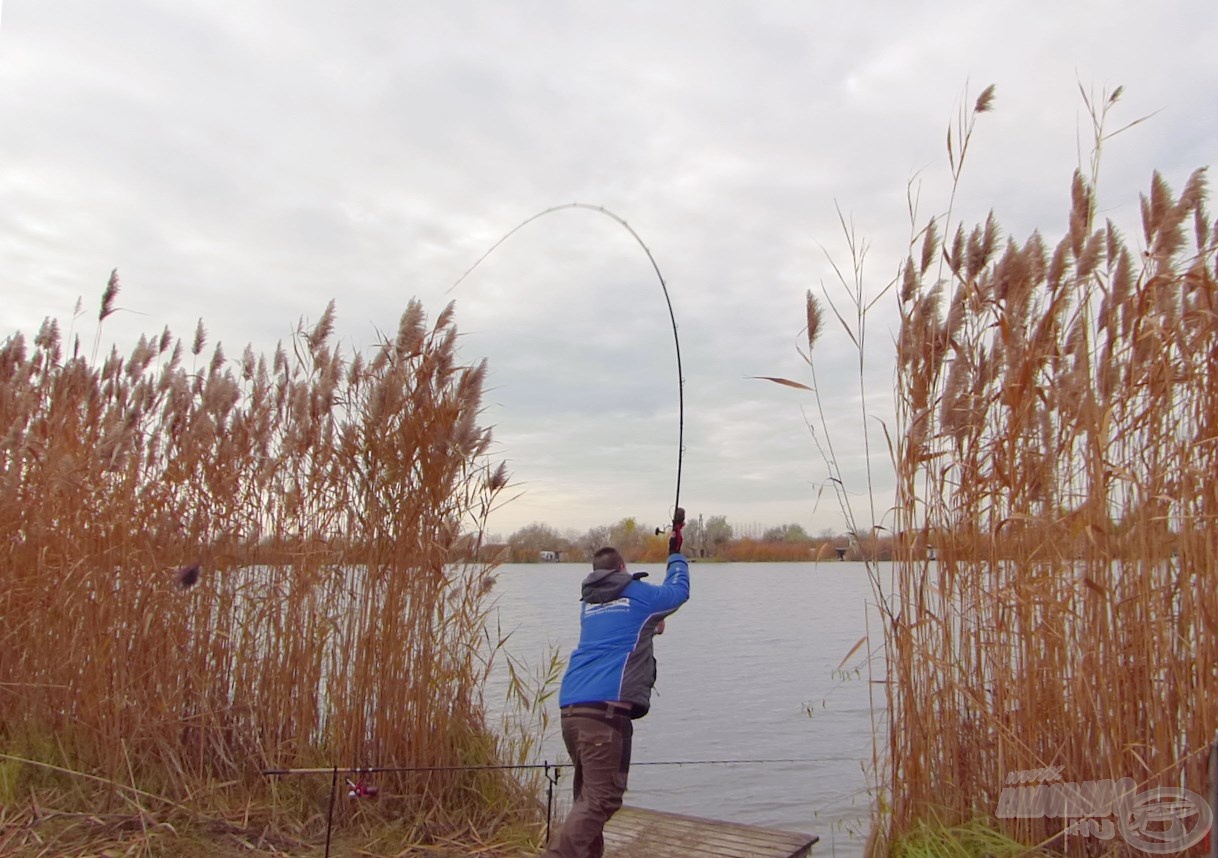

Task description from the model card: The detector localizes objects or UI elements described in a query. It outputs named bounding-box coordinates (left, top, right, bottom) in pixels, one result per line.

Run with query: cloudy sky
left=2, top=1, right=1215, bottom=539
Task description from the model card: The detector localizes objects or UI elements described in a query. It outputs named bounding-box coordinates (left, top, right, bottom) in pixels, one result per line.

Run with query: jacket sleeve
left=645, top=553, right=690, bottom=613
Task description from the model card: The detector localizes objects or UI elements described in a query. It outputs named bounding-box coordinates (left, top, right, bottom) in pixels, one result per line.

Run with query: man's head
left=592, top=547, right=625, bottom=572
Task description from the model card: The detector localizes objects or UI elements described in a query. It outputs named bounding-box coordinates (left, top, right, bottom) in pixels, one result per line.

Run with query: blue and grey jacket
left=558, top=553, right=690, bottom=718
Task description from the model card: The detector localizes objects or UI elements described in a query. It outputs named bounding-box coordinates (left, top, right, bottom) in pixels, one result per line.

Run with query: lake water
left=485, top=561, right=887, bottom=857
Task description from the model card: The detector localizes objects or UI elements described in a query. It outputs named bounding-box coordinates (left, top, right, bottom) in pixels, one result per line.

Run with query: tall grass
left=882, top=97, right=1218, bottom=851
left=0, top=288, right=540, bottom=850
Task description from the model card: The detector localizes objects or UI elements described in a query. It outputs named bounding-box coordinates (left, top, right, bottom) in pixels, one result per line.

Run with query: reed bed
left=882, top=105, right=1218, bottom=854
left=720, top=538, right=814, bottom=562
left=0, top=288, right=540, bottom=853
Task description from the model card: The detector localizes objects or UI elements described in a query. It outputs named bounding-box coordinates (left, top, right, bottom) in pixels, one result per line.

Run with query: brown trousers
left=542, top=710, right=633, bottom=858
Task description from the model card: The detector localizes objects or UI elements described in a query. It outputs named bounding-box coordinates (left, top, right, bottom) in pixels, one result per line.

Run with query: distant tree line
left=481, top=516, right=904, bottom=563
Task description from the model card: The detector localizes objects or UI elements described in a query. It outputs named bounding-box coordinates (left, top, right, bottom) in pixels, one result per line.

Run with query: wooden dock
left=602, top=806, right=818, bottom=857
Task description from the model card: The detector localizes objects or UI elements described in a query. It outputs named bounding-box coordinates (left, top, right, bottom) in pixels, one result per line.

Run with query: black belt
left=561, top=701, right=633, bottom=717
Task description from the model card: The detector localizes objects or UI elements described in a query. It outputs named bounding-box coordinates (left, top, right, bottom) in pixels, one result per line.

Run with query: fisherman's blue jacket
left=558, top=553, right=690, bottom=718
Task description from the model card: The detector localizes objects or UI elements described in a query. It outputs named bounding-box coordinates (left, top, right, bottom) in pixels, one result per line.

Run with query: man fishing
left=542, top=509, right=690, bottom=858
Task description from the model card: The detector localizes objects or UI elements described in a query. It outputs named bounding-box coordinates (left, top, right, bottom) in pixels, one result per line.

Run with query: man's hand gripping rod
left=657, top=507, right=685, bottom=554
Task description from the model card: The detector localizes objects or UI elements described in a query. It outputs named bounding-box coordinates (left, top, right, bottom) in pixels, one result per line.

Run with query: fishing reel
left=653, top=506, right=686, bottom=535
left=346, top=774, right=379, bottom=799
left=654, top=506, right=686, bottom=552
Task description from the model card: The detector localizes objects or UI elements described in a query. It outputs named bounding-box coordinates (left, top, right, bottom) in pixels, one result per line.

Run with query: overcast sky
left=2, top=1, right=1215, bottom=539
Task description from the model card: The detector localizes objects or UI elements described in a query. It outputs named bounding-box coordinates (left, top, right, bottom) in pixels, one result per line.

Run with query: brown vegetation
left=0, top=291, right=541, bottom=854
left=721, top=538, right=813, bottom=562
left=881, top=97, right=1218, bottom=851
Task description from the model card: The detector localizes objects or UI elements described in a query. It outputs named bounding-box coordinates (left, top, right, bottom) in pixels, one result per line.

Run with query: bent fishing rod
left=451, top=202, right=686, bottom=537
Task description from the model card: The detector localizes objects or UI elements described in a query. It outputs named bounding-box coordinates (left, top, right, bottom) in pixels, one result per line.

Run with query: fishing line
left=450, top=202, right=685, bottom=517
left=264, top=755, right=848, bottom=856
left=261, top=757, right=848, bottom=777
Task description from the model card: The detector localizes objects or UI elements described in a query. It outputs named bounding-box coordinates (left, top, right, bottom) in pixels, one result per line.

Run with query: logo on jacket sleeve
left=583, top=597, right=631, bottom=615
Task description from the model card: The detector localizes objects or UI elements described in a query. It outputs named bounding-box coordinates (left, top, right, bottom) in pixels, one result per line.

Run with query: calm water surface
left=486, top=561, right=887, bottom=857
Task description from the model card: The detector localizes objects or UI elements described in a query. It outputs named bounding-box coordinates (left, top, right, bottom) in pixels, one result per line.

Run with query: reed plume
left=805, top=290, right=823, bottom=351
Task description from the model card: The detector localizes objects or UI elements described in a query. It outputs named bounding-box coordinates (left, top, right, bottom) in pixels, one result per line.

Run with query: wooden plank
left=607, top=817, right=807, bottom=855
left=602, top=805, right=818, bottom=858
left=605, top=810, right=815, bottom=858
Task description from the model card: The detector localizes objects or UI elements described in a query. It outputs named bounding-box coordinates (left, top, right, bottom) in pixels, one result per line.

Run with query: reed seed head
left=805, top=290, right=823, bottom=352
left=99, top=269, right=120, bottom=321
left=974, top=84, right=996, bottom=114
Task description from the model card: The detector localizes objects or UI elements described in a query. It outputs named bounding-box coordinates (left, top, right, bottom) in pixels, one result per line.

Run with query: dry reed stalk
left=0, top=293, right=542, bottom=850
left=885, top=164, right=1218, bottom=854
